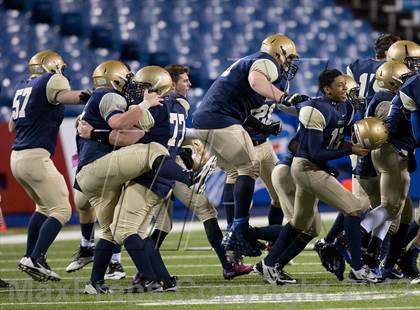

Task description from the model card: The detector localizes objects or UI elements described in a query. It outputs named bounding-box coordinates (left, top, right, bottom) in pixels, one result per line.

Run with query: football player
left=347, top=33, right=400, bottom=106
left=255, top=70, right=378, bottom=284
left=192, top=33, right=299, bottom=257
left=395, top=43, right=420, bottom=279
left=359, top=61, right=414, bottom=274
left=10, top=50, right=90, bottom=282
left=76, top=61, right=193, bottom=294
left=364, top=41, right=420, bottom=280
left=321, top=34, right=400, bottom=251
left=136, top=65, right=252, bottom=279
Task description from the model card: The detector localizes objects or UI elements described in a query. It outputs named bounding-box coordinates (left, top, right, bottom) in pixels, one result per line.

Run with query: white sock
left=81, top=237, right=94, bottom=248
left=372, top=220, right=392, bottom=240
left=361, top=206, right=390, bottom=233
left=111, top=252, right=121, bottom=263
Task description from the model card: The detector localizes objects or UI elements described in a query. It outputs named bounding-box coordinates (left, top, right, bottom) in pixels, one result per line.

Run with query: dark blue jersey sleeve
left=305, top=129, right=353, bottom=162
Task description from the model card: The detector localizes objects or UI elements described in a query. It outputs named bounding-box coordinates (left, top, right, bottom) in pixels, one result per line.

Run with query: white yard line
left=1, top=290, right=419, bottom=307
left=0, top=214, right=339, bottom=245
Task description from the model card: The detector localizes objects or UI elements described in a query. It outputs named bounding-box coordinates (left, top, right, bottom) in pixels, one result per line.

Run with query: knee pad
left=50, top=203, right=72, bottom=225
left=195, top=203, right=218, bottom=223
left=237, top=160, right=260, bottom=179
left=75, top=191, right=91, bottom=211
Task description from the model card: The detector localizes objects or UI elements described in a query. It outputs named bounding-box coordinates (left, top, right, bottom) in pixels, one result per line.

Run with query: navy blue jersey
left=139, top=93, right=188, bottom=159
left=295, top=97, right=353, bottom=166
left=400, top=74, right=420, bottom=145
left=12, top=73, right=64, bottom=155
left=347, top=58, right=384, bottom=102
left=193, top=52, right=283, bottom=129
left=354, top=91, right=395, bottom=177
left=385, top=79, right=416, bottom=154
left=76, top=88, right=124, bottom=170
left=134, top=93, right=189, bottom=198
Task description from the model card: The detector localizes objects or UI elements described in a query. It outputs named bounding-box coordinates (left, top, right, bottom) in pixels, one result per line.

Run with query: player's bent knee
left=237, top=160, right=260, bottom=179
left=50, top=204, right=72, bottom=225
left=196, top=205, right=218, bottom=223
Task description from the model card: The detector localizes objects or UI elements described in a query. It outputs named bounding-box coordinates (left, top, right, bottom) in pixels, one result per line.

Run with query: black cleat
left=162, top=276, right=178, bottom=292
left=104, top=261, right=126, bottom=280
left=0, top=278, right=12, bottom=288
left=66, top=246, right=94, bottom=273
left=124, top=280, right=163, bottom=293
left=276, top=269, right=297, bottom=285
left=84, top=280, right=112, bottom=294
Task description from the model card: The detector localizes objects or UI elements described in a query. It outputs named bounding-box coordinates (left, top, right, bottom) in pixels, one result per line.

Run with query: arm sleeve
left=400, top=90, right=417, bottom=112
left=137, top=110, right=155, bottom=131
left=176, top=98, right=190, bottom=117
left=306, top=129, right=353, bottom=162
left=299, top=106, right=326, bottom=131
left=249, top=59, right=279, bottom=82
left=411, top=111, right=420, bottom=144
left=46, top=74, right=71, bottom=105
left=99, top=92, right=127, bottom=121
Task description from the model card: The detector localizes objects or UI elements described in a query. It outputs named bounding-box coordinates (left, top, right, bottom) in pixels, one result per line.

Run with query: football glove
left=79, top=89, right=93, bottom=104
left=178, top=147, right=194, bottom=170
left=279, top=93, right=309, bottom=107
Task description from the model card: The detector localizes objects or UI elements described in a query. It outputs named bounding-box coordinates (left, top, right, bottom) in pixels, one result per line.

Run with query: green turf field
left=0, top=225, right=419, bottom=310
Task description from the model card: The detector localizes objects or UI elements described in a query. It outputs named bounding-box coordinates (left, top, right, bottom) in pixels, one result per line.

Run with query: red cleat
left=223, top=262, right=254, bottom=280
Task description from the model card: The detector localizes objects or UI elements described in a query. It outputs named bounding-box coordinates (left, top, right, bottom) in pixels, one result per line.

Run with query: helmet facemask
left=347, top=86, right=366, bottom=112
left=282, top=54, right=299, bottom=81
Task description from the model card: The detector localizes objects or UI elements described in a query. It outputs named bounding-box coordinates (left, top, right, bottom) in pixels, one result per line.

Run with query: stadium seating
left=0, top=0, right=379, bottom=116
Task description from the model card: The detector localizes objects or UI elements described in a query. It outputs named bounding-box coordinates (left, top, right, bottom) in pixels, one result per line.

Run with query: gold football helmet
left=375, top=60, right=411, bottom=92
left=352, top=117, right=388, bottom=150
left=132, top=66, right=173, bottom=97
left=260, top=34, right=299, bottom=80
left=342, top=74, right=364, bottom=109
left=386, top=40, right=420, bottom=71
left=28, top=50, right=66, bottom=76
left=181, top=139, right=209, bottom=171
left=92, top=60, right=132, bottom=92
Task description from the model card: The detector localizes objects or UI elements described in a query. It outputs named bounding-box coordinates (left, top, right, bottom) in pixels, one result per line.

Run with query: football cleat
left=18, top=256, right=46, bottom=282
left=104, top=261, right=126, bottom=280
left=348, top=265, right=378, bottom=283
left=276, top=269, right=297, bottom=285
left=190, top=156, right=217, bottom=194
left=397, top=248, right=419, bottom=278
left=411, top=275, right=420, bottom=284
left=0, top=278, right=12, bottom=288
left=259, top=260, right=279, bottom=285
left=20, top=256, right=60, bottom=282
left=222, top=230, right=261, bottom=257
left=380, top=267, right=404, bottom=281
left=162, top=276, right=178, bottom=292
left=223, top=262, right=254, bottom=280
left=66, top=246, right=94, bottom=273
left=84, top=280, right=112, bottom=294
left=123, top=280, right=163, bottom=294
